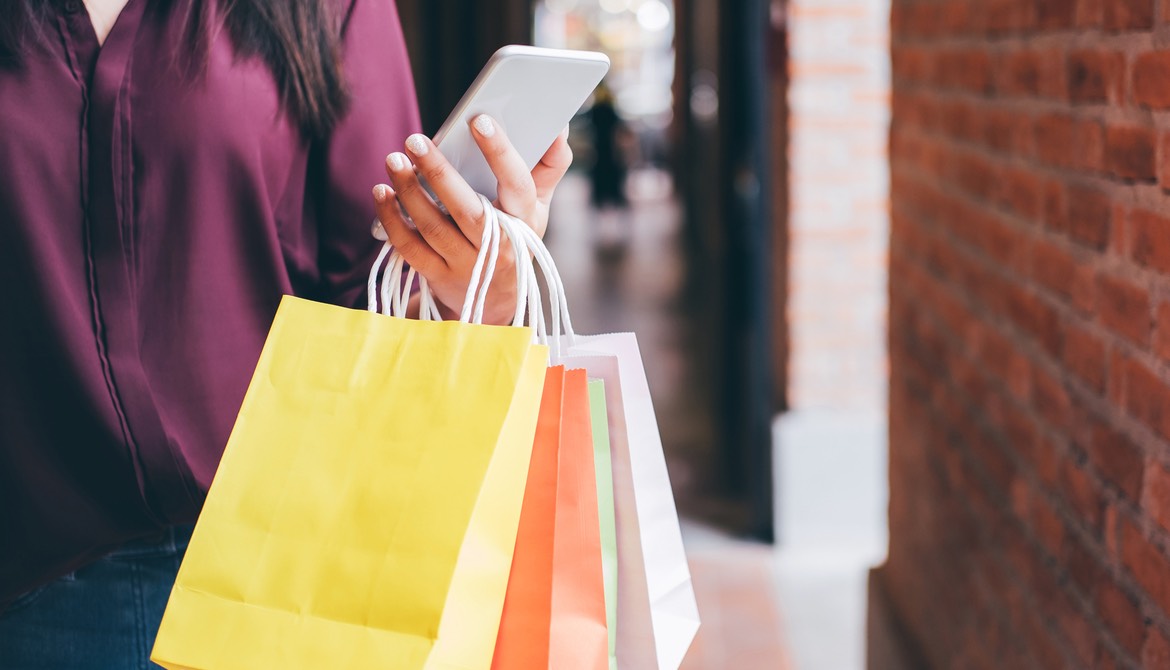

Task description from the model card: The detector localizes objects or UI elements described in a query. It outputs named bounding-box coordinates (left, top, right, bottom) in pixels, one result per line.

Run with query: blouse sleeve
left=314, top=0, right=421, bottom=308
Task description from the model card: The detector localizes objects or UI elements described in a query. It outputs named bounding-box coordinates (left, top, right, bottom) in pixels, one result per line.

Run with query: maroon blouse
left=0, top=0, right=420, bottom=603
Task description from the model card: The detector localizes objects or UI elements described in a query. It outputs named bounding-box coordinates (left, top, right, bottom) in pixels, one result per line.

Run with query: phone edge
left=431, top=46, right=611, bottom=146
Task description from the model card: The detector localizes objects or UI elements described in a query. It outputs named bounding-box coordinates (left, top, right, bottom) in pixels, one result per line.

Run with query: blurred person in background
left=0, top=0, right=571, bottom=666
left=587, top=81, right=635, bottom=251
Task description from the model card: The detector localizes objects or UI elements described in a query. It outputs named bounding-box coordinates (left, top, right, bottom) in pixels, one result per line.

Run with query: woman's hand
left=372, top=115, right=572, bottom=325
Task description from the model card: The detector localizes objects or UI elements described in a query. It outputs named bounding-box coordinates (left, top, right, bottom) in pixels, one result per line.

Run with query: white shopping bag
left=559, top=349, right=699, bottom=670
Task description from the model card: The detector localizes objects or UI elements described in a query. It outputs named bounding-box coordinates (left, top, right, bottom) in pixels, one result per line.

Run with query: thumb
left=531, top=126, right=573, bottom=205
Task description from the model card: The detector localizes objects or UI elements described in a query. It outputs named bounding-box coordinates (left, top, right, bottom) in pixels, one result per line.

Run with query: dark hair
left=0, top=0, right=350, bottom=138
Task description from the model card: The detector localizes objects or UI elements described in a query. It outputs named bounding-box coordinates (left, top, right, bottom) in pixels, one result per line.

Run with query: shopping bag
left=499, top=212, right=701, bottom=670
left=548, top=367, right=608, bottom=670
left=153, top=212, right=548, bottom=669
left=491, top=367, right=565, bottom=670
left=561, top=350, right=697, bottom=669
left=491, top=369, right=609, bottom=670
left=588, top=379, right=620, bottom=670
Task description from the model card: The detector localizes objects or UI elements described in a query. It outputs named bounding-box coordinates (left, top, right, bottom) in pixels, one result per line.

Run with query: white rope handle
left=458, top=200, right=499, bottom=323
left=367, top=195, right=523, bottom=326
left=412, top=195, right=543, bottom=332
left=497, top=209, right=575, bottom=344
left=490, top=211, right=552, bottom=351
left=367, top=242, right=392, bottom=314
left=495, top=200, right=531, bottom=329
left=366, top=195, right=571, bottom=341
left=381, top=251, right=404, bottom=317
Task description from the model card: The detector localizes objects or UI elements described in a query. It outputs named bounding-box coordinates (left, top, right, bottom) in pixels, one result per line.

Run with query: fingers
left=402, top=133, right=487, bottom=246
left=385, top=151, right=473, bottom=260
left=372, top=184, right=445, bottom=275
left=531, top=126, right=573, bottom=205
left=469, top=115, right=537, bottom=215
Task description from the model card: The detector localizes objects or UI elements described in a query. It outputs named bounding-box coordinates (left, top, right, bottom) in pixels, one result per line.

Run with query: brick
left=1028, top=435, right=1064, bottom=491
left=1064, top=186, right=1112, bottom=249
left=936, top=48, right=992, bottom=94
left=1096, top=580, right=1147, bottom=657
left=1106, top=125, right=1158, bottom=182
left=1037, top=48, right=1070, bottom=100
left=1133, top=52, right=1170, bottom=108
left=1058, top=592, right=1103, bottom=665
left=1042, top=178, right=1065, bottom=229
left=1121, top=518, right=1170, bottom=613
left=1034, top=114, right=1103, bottom=170
left=892, top=46, right=930, bottom=84
left=1065, top=533, right=1106, bottom=594
left=996, top=165, right=1043, bottom=219
left=998, top=50, right=1041, bottom=96
left=1006, top=287, right=1063, bottom=357
left=952, top=151, right=997, bottom=201
left=1064, top=324, right=1107, bottom=392
left=1159, top=132, right=1170, bottom=191
left=1010, top=476, right=1032, bottom=518
left=1032, top=240, right=1094, bottom=313
left=1131, top=209, right=1170, bottom=274
left=1083, top=418, right=1145, bottom=500
left=1020, top=607, right=1068, bottom=669
left=943, top=2, right=977, bottom=35
left=1035, top=0, right=1078, bottom=29
left=980, top=108, right=1033, bottom=155
left=1097, top=648, right=1125, bottom=670
left=1111, top=201, right=1131, bottom=255
left=1076, top=0, right=1105, bottom=27
left=982, top=0, right=1031, bottom=34
left=1155, top=303, right=1170, bottom=359
left=937, top=99, right=977, bottom=141
left=1110, top=349, right=1131, bottom=408
left=1098, top=273, right=1151, bottom=345
left=1068, top=50, right=1125, bottom=103
left=1125, top=359, right=1170, bottom=440
left=1078, top=120, right=1106, bottom=171
left=1103, top=0, right=1155, bottom=30
left=1143, top=460, right=1170, bottom=535
left=1062, top=459, right=1106, bottom=535
left=1034, top=365, right=1073, bottom=428
left=1143, top=627, right=1170, bottom=669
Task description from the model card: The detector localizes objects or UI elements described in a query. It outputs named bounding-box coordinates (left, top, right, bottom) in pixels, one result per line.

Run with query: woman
left=0, top=0, right=570, bottom=666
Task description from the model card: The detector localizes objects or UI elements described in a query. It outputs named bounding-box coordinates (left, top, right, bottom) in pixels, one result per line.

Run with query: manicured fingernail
left=388, top=152, right=409, bottom=172
left=473, top=115, right=495, bottom=137
left=371, top=218, right=388, bottom=241
left=372, top=184, right=390, bottom=202
left=559, top=125, right=570, bottom=140
left=405, top=134, right=429, bottom=156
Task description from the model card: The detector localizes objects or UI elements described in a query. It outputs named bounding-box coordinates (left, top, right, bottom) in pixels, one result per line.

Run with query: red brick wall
left=880, top=1, right=1170, bottom=667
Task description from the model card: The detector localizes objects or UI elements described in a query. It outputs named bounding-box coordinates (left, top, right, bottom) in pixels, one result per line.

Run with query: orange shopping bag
left=549, top=368, right=608, bottom=669
left=491, top=367, right=565, bottom=669
left=491, top=366, right=608, bottom=670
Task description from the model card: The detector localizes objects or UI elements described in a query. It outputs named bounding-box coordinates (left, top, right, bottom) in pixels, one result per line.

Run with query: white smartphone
left=432, top=45, right=611, bottom=201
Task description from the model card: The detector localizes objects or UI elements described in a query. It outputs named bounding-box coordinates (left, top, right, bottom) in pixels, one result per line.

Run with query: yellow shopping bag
left=151, top=295, right=547, bottom=670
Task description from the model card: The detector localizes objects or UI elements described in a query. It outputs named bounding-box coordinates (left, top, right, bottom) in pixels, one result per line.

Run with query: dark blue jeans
left=0, top=526, right=192, bottom=670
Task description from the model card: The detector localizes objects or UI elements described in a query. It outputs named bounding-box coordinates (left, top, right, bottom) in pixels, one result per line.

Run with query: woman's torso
left=0, top=0, right=419, bottom=604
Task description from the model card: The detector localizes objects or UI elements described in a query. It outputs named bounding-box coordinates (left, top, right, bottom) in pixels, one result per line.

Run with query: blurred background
left=396, top=0, right=887, bottom=667
left=397, top=0, right=1170, bottom=668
